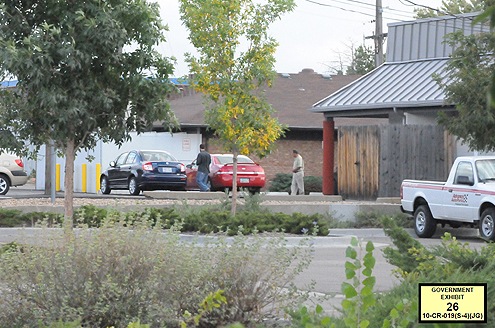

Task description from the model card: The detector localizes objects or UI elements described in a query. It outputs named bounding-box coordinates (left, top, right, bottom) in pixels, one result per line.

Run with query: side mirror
left=456, top=175, right=474, bottom=186
left=110, top=161, right=116, bottom=168
left=186, top=164, right=192, bottom=169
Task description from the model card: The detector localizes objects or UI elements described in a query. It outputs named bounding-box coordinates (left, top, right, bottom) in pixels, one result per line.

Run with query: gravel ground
left=0, top=197, right=338, bottom=208
left=0, top=197, right=223, bottom=208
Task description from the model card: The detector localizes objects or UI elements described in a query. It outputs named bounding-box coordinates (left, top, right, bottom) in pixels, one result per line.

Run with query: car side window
left=125, top=152, right=138, bottom=164
left=454, top=161, right=474, bottom=185
left=116, top=152, right=129, bottom=166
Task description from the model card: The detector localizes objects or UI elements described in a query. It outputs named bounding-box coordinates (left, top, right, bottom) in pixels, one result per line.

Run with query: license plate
left=239, top=178, right=249, bottom=183
left=160, top=167, right=173, bottom=173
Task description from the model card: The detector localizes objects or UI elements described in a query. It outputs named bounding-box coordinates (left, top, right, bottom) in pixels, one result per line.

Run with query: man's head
left=292, top=149, right=299, bottom=157
left=200, top=144, right=206, bottom=151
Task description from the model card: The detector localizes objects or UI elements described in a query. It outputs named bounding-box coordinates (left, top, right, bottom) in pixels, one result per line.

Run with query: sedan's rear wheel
left=248, top=187, right=261, bottom=194
left=100, top=176, right=111, bottom=194
left=128, top=177, right=140, bottom=195
left=0, top=174, right=10, bottom=195
left=479, top=208, right=495, bottom=241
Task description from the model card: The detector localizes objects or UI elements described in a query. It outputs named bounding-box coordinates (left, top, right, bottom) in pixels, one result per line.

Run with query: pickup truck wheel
left=414, top=205, right=436, bottom=238
left=479, top=208, right=495, bottom=241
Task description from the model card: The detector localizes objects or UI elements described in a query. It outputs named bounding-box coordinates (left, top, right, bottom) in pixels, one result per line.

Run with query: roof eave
left=312, top=100, right=450, bottom=113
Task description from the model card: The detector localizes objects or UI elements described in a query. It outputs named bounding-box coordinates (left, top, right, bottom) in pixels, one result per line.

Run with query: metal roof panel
left=312, top=59, right=451, bottom=113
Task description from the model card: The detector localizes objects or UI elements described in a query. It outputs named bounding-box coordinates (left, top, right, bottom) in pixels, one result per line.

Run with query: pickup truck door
left=442, top=161, right=479, bottom=222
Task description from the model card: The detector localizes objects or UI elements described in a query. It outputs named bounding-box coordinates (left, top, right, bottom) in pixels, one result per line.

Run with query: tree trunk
left=231, top=150, right=238, bottom=216
left=63, top=139, right=76, bottom=230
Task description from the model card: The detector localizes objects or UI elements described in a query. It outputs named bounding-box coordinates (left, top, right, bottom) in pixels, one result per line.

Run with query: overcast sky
left=156, top=0, right=444, bottom=77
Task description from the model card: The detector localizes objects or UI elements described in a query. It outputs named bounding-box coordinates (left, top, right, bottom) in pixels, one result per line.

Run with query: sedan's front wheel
left=128, top=177, right=140, bottom=195
left=100, top=176, right=111, bottom=194
left=0, top=174, right=10, bottom=195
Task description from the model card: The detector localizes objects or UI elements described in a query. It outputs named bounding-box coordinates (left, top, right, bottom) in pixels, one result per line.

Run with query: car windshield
left=141, top=151, right=177, bottom=162
left=216, top=155, right=254, bottom=164
left=475, top=159, right=495, bottom=181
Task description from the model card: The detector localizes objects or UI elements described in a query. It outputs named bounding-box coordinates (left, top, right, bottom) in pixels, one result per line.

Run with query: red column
left=322, top=119, right=335, bottom=195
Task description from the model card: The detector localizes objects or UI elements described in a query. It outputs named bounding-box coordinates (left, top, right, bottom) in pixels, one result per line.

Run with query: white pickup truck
left=401, top=156, right=495, bottom=241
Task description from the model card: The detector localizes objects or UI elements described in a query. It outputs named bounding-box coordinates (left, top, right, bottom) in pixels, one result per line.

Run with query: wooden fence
left=337, top=125, right=455, bottom=200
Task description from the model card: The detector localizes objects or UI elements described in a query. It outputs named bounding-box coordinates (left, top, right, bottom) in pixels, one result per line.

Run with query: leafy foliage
left=0, top=0, right=177, bottom=218
left=0, top=205, right=330, bottom=235
left=414, top=0, right=485, bottom=18
left=269, top=173, right=323, bottom=194
left=0, top=219, right=313, bottom=327
left=341, top=237, right=376, bottom=328
left=381, top=216, right=427, bottom=275
left=179, top=0, right=295, bottom=214
left=268, top=173, right=293, bottom=193
left=436, top=30, right=495, bottom=152
left=346, top=45, right=376, bottom=75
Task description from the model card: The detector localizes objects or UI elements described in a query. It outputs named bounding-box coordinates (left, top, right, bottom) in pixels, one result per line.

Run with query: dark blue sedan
left=100, top=150, right=187, bottom=195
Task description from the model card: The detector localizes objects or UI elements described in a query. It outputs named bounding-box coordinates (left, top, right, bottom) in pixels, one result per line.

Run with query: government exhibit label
left=419, top=283, right=487, bottom=323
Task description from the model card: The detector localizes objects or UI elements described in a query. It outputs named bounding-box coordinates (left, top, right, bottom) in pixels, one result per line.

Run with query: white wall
left=34, top=132, right=202, bottom=193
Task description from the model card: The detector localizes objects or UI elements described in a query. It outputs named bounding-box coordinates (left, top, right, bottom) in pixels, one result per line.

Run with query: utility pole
left=365, top=0, right=387, bottom=66
left=375, top=0, right=384, bottom=66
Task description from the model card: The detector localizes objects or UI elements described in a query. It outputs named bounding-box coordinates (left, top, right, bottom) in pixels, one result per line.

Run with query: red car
left=186, top=154, right=265, bottom=193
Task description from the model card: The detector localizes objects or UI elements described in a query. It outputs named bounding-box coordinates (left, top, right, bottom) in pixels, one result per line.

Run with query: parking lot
left=0, top=180, right=488, bottom=317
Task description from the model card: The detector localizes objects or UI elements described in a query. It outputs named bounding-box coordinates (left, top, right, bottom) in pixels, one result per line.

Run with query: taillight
left=15, top=159, right=24, bottom=168
left=179, top=164, right=185, bottom=173
left=142, top=162, right=153, bottom=171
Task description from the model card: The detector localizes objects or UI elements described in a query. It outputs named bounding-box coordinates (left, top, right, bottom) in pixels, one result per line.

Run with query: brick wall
left=204, top=130, right=330, bottom=190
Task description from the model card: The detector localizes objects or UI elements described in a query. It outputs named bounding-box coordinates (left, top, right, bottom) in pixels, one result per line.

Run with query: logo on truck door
left=451, top=194, right=469, bottom=205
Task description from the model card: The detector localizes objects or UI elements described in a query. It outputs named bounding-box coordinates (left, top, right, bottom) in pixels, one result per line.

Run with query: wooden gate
left=337, top=126, right=380, bottom=200
left=337, top=125, right=454, bottom=200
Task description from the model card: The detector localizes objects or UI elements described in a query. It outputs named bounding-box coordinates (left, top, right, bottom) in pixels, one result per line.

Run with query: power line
left=302, top=0, right=414, bottom=20
left=303, top=0, right=376, bottom=17
left=399, top=0, right=467, bottom=18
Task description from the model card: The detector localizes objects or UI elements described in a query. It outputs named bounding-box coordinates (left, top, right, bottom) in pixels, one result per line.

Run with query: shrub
left=268, top=173, right=292, bottom=193
left=0, top=218, right=313, bottom=327
left=0, top=208, right=29, bottom=227
left=303, top=176, right=322, bottom=194
left=0, top=208, right=62, bottom=227
left=1, top=204, right=330, bottom=236
left=268, top=173, right=323, bottom=195
left=355, top=212, right=412, bottom=228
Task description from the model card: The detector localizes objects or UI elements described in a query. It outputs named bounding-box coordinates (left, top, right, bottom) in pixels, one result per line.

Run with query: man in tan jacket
left=291, top=150, right=304, bottom=195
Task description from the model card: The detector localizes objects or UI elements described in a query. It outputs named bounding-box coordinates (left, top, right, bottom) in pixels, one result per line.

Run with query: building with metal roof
left=311, top=12, right=490, bottom=198
left=312, top=12, right=488, bottom=124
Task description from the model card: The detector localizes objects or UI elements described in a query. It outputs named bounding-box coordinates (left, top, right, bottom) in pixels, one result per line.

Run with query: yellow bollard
left=82, top=163, right=87, bottom=193
left=96, top=163, right=101, bottom=192
left=56, top=163, right=61, bottom=191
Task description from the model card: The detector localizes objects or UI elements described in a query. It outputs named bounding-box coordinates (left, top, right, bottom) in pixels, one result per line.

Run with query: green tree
left=0, top=0, right=177, bottom=222
left=179, top=0, right=294, bottom=215
left=414, top=0, right=485, bottom=18
left=436, top=30, right=495, bottom=152
left=480, top=3, right=495, bottom=114
left=346, top=45, right=375, bottom=75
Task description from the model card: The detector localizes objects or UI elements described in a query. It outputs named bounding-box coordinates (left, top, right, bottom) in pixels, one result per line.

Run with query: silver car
left=0, top=152, right=29, bottom=195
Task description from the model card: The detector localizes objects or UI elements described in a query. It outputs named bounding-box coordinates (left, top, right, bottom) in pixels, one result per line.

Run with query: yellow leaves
left=180, top=0, right=294, bottom=156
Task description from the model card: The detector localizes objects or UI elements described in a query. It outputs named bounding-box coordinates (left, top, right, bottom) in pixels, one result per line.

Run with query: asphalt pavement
left=0, top=181, right=488, bottom=317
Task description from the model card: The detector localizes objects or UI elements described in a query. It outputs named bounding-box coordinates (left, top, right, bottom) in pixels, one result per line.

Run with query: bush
left=268, top=173, right=292, bottom=193
left=303, top=176, right=322, bottom=194
left=269, top=173, right=323, bottom=195
left=0, top=219, right=313, bottom=327
left=0, top=205, right=330, bottom=236
left=0, top=209, right=62, bottom=227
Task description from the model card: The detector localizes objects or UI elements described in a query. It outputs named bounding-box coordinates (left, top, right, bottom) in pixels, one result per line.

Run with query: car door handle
left=448, top=189, right=453, bottom=192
